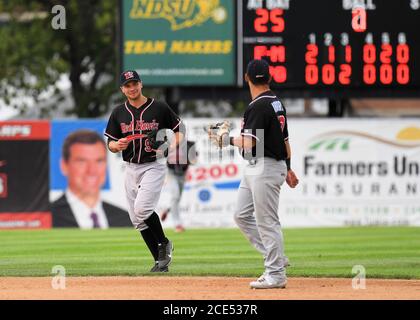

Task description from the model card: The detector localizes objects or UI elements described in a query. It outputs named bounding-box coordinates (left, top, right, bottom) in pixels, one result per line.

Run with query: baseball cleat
left=250, top=276, right=287, bottom=289
left=150, top=263, right=159, bottom=272
left=150, top=263, right=169, bottom=273
left=258, top=257, right=290, bottom=281
left=158, top=239, right=173, bottom=268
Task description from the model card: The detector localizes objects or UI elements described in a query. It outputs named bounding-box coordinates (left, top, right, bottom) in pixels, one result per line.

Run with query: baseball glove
left=206, top=120, right=232, bottom=148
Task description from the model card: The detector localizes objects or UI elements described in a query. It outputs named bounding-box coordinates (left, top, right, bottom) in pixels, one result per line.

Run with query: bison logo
left=129, top=0, right=227, bottom=30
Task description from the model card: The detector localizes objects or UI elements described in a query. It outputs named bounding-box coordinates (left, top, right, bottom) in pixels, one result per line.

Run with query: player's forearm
left=108, top=140, right=119, bottom=153
left=230, top=136, right=255, bottom=149
left=285, top=140, right=292, bottom=170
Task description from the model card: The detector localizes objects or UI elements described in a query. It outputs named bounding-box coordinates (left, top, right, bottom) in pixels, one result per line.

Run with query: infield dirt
left=0, top=277, right=419, bottom=300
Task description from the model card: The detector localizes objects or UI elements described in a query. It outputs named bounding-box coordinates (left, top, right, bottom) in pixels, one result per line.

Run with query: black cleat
left=150, top=263, right=168, bottom=273
left=150, top=263, right=159, bottom=272
left=158, top=240, right=173, bottom=269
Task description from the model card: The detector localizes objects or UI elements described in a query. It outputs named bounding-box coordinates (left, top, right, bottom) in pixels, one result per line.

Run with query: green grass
left=0, top=227, right=419, bottom=279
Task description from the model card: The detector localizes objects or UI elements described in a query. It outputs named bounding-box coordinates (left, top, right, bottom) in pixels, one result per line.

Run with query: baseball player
left=208, top=59, right=299, bottom=289
left=159, top=140, right=198, bottom=232
left=105, top=70, right=185, bottom=272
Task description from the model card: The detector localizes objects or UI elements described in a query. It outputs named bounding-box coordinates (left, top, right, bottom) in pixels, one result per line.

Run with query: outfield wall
left=1, top=119, right=419, bottom=229
left=158, top=119, right=420, bottom=228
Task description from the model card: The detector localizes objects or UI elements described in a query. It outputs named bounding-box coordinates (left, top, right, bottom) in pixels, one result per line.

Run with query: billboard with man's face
left=49, top=120, right=131, bottom=229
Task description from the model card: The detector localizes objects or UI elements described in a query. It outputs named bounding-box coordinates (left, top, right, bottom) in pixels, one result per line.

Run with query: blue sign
left=50, top=120, right=110, bottom=190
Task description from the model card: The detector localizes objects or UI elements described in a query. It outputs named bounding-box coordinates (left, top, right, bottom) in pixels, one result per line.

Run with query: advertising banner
left=283, top=119, right=420, bottom=227
left=3, top=118, right=419, bottom=229
left=0, top=121, right=51, bottom=229
left=167, top=118, right=420, bottom=228
left=49, top=120, right=132, bottom=228
left=121, top=0, right=236, bottom=85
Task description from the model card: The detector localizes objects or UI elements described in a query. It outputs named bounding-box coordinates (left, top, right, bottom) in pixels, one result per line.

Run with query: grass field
left=0, top=227, right=419, bottom=279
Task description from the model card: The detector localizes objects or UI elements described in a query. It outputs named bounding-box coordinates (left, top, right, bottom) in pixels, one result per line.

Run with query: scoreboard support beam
left=328, top=99, right=351, bottom=117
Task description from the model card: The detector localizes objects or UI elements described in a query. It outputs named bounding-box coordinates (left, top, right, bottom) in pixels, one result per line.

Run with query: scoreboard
left=238, top=0, right=420, bottom=96
left=121, top=0, right=420, bottom=97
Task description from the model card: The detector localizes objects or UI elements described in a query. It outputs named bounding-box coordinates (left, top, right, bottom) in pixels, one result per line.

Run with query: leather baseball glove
left=206, top=120, right=232, bottom=148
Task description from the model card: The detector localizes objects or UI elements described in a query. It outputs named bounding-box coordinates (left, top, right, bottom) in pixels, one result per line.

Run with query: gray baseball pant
left=234, top=157, right=288, bottom=281
left=166, top=169, right=186, bottom=226
left=125, top=161, right=167, bottom=231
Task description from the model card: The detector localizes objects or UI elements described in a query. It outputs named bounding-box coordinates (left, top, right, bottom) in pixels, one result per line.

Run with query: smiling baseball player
left=105, top=70, right=185, bottom=272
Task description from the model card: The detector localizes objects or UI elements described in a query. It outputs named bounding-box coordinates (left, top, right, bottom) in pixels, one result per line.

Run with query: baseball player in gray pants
left=209, top=59, right=299, bottom=289
left=105, top=70, right=185, bottom=272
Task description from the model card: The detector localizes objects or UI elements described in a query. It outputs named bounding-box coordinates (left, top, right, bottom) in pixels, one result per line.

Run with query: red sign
left=0, top=213, right=52, bottom=229
left=0, top=121, right=50, bottom=140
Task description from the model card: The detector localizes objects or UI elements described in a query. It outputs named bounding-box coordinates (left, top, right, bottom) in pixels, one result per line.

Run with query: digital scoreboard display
left=239, top=0, right=420, bottom=96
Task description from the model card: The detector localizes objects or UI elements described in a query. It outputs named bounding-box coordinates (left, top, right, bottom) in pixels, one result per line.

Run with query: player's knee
left=135, top=205, right=154, bottom=220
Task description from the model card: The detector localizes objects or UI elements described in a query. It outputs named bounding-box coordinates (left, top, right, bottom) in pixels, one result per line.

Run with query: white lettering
left=352, top=265, right=366, bottom=289
left=247, top=0, right=263, bottom=10
left=343, top=0, right=376, bottom=10
left=51, top=265, right=66, bottom=290
left=51, top=5, right=66, bottom=30
left=163, top=304, right=197, bottom=317
left=267, top=0, right=290, bottom=9
left=0, top=125, right=31, bottom=137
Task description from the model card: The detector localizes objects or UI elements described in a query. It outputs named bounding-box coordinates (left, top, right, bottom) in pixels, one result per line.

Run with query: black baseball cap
left=246, top=59, right=270, bottom=84
left=120, top=70, right=141, bottom=86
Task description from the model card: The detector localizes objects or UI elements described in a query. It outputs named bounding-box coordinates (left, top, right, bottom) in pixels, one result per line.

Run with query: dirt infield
left=1, top=277, right=419, bottom=300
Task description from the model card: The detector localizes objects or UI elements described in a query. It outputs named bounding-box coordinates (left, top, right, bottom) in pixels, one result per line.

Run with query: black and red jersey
left=241, top=90, right=289, bottom=161
left=104, top=98, right=184, bottom=164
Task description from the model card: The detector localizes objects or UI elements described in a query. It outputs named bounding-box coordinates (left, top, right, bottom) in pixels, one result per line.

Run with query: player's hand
left=286, top=170, right=299, bottom=188
left=114, top=138, right=129, bottom=151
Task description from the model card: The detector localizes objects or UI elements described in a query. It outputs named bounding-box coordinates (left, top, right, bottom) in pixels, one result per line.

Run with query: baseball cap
left=120, top=70, right=141, bottom=86
left=246, top=59, right=270, bottom=84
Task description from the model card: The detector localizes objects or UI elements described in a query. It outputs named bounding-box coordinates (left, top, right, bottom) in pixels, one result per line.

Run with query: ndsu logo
left=129, top=0, right=227, bottom=31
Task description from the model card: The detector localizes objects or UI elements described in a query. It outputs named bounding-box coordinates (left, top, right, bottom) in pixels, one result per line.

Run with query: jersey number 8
left=144, top=139, right=153, bottom=152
